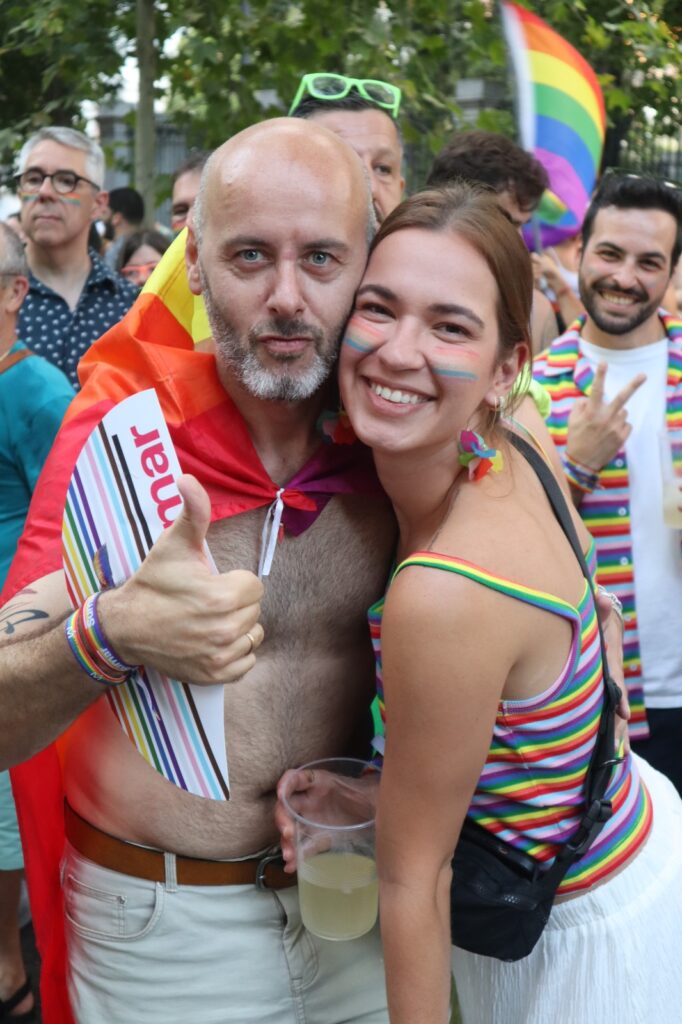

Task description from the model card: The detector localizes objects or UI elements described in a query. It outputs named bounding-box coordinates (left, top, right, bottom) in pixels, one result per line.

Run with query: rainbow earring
left=458, top=429, right=503, bottom=481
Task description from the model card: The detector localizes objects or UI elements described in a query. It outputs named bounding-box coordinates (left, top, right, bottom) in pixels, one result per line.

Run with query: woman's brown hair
left=370, top=182, right=533, bottom=430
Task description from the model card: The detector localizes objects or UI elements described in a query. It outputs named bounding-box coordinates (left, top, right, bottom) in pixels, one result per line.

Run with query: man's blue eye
left=242, top=250, right=261, bottom=261
left=309, top=252, right=330, bottom=266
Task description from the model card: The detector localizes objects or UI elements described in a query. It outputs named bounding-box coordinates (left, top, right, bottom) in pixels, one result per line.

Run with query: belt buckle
left=255, top=850, right=286, bottom=891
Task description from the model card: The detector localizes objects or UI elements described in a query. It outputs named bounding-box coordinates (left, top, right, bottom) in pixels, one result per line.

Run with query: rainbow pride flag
left=501, top=1, right=606, bottom=247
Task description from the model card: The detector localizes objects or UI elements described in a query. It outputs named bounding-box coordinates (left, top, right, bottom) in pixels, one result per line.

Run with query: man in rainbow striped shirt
left=534, top=172, right=682, bottom=793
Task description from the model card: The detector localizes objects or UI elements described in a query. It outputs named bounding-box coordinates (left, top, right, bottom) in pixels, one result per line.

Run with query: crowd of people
left=0, top=71, right=681, bottom=1024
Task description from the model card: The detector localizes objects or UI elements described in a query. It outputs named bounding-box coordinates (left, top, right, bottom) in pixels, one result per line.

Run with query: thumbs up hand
left=100, top=475, right=264, bottom=684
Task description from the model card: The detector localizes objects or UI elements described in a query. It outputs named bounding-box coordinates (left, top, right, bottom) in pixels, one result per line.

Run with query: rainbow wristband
left=82, top=593, right=137, bottom=674
left=562, top=451, right=600, bottom=494
left=64, top=594, right=136, bottom=687
left=65, top=611, right=125, bottom=686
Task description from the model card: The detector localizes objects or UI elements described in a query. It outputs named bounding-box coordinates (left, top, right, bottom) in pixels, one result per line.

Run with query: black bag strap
left=505, top=430, right=622, bottom=889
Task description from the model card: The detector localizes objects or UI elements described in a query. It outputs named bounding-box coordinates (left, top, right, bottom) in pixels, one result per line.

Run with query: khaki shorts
left=62, top=842, right=388, bottom=1024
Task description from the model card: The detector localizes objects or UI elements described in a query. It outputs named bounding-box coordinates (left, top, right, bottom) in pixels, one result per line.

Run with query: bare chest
left=208, top=495, right=395, bottom=647
left=65, top=494, right=396, bottom=856
left=208, top=494, right=397, bottom=785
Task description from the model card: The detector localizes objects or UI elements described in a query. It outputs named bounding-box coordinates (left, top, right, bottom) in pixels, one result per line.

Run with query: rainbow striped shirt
left=533, top=312, right=682, bottom=740
left=368, top=552, right=652, bottom=895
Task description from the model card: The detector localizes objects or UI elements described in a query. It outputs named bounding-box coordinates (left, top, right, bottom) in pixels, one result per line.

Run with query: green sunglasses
left=289, top=73, right=401, bottom=119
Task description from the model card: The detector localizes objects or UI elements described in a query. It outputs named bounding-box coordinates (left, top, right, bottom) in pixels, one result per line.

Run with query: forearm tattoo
left=0, top=588, right=48, bottom=637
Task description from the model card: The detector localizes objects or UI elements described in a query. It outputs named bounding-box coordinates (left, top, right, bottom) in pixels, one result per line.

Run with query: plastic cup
left=659, top=431, right=682, bottom=528
left=282, top=757, right=380, bottom=941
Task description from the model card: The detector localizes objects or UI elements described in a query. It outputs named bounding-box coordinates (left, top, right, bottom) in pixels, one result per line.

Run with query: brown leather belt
left=64, top=803, right=296, bottom=889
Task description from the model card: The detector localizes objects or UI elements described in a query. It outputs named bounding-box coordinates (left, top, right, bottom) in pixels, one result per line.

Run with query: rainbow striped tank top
left=368, top=552, right=653, bottom=895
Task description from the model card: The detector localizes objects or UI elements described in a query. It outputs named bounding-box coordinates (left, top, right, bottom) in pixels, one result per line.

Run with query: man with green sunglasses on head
left=290, top=73, right=405, bottom=224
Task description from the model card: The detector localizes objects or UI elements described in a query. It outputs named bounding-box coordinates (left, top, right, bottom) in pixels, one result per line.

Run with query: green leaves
left=1, top=0, right=679, bottom=188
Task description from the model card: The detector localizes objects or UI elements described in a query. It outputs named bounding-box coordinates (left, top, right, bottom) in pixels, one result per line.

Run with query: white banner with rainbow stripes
left=61, top=389, right=230, bottom=800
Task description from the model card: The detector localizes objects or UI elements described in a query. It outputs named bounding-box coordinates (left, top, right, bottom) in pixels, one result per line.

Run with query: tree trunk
left=135, top=0, right=156, bottom=226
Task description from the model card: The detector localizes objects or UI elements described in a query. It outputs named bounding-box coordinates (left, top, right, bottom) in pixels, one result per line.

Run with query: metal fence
left=618, top=125, right=682, bottom=185
left=98, top=103, right=188, bottom=226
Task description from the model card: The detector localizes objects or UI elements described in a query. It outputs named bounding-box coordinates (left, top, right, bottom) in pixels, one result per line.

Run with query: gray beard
left=200, top=272, right=342, bottom=401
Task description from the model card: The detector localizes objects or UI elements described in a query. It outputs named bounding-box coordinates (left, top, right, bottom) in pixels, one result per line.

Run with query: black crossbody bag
left=449, top=432, right=623, bottom=962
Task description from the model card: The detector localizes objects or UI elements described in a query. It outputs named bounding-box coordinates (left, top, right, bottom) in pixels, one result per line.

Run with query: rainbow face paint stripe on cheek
left=431, top=366, right=479, bottom=380
left=20, top=191, right=81, bottom=206
left=430, top=344, right=480, bottom=381
left=342, top=315, right=385, bottom=354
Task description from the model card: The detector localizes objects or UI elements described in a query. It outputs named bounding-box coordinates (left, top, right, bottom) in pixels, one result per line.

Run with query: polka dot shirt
left=17, top=249, right=138, bottom=390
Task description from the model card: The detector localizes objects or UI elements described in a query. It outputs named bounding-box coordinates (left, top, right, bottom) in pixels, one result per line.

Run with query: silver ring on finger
left=244, top=630, right=256, bottom=655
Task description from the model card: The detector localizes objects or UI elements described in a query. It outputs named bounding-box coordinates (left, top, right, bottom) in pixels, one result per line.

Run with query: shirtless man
left=0, top=120, right=395, bottom=1023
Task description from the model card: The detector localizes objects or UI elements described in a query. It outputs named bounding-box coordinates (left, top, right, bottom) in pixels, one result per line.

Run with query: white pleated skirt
left=452, top=755, right=682, bottom=1024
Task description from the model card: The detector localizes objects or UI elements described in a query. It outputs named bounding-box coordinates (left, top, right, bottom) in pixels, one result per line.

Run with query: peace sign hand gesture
left=566, top=362, right=646, bottom=472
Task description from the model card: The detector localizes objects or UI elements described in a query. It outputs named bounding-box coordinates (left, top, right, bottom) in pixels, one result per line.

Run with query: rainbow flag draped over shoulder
left=501, top=1, right=606, bottom=248
left=4, top=231, right=381, bottom=1022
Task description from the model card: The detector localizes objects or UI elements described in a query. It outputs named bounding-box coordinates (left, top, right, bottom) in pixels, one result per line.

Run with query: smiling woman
left=338, top=183, right=682, bottom=1024
left=339, top=186, right=530, bottom=457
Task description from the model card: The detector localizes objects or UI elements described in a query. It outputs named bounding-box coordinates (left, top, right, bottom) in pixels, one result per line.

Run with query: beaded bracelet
left=65, top=593, right=137, bottom=687
left=561, top=451, right=600, bottom=494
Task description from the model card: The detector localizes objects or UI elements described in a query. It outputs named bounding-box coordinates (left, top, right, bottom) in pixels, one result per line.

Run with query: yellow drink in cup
left=282, top=757, right=380, bottom=941
left=298, top=850, right=378, bottom=941
left=663, top=483, right=682, bottom=528
left=659, top=431, right=682, bottom=529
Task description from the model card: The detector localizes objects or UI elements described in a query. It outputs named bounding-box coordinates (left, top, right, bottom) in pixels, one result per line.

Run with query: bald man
left=0, top=120, right=394, bottom=1023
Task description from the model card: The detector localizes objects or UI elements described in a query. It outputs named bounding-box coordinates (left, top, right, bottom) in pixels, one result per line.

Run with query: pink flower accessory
left=458, top=429, right=503, bottom=481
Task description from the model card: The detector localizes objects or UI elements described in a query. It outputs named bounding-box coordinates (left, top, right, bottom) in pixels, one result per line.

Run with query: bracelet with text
left=65, top=593, right=137, bottom=687
left=561, top=451, right=600, bottom=494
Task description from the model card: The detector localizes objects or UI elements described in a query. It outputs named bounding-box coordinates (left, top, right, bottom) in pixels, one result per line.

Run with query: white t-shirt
left=580, top=337, right=682, bottom=707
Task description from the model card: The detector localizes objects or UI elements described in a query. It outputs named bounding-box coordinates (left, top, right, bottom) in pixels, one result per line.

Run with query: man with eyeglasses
left=0, top=221, right=73, bottom=1020
left=534, top=171, right=682, bottom=793
left=290, top=73, right=405, bottom=224
left=15, top=127, right=138, bottom=389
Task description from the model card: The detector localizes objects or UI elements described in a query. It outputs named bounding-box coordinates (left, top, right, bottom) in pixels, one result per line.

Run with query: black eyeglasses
left=15, top=169, right=101, bottom=195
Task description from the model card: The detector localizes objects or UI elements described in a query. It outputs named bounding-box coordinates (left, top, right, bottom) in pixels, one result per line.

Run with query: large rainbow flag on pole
left=501, top=1, right=606, bottom=247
